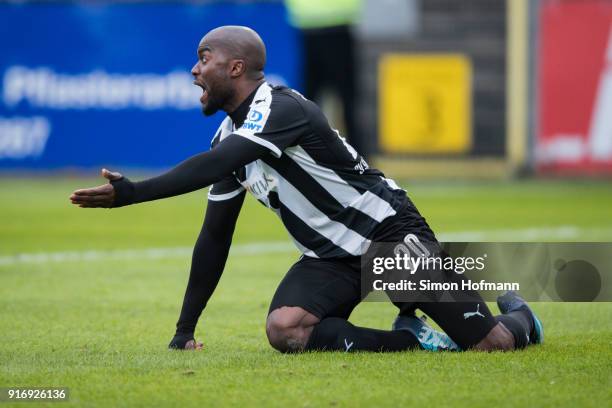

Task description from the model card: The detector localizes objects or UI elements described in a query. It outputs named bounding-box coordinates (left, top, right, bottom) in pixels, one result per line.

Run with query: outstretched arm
left=69, top=134, right=268, bottom=208
left=168, top=190, right=246, bottom=350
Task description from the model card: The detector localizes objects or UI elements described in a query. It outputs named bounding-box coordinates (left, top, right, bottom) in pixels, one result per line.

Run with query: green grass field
left=1, top=178, right=611, bottom=407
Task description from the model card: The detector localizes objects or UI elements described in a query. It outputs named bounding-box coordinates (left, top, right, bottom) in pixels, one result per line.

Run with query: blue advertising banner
left=0, top=2, right=299, bottom=169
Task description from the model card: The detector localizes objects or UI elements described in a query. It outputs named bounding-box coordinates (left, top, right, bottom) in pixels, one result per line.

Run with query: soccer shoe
left=392, top=314, right=461, bottom=351
left=497, top=290, right=544, bottom=345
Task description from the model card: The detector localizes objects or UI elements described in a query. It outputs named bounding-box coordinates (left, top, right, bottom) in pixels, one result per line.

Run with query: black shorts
left=268, top=200, right=498, bottom=349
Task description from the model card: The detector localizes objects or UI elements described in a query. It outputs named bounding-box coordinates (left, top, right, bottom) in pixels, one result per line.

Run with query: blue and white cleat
left=497, top=291, right=544, bottom=345
left=392, top=314, right=461, bottom=352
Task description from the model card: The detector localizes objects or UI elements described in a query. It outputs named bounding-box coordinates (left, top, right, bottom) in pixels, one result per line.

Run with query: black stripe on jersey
left=278, top=203, right=352, bottom=258
left=322, top=167, right=407, bottom=213
left=261, top=154, right=380, bottom=238
left=297, top=143, right=387, bottom=194
left=365, top=181, right=408, bottom=212
left=332, top=169, right=388, bottom=194
left=234, top=166, right=246, bottom=183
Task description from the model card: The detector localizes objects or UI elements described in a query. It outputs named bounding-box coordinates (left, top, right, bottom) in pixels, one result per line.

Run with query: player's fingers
left=184, top=340, right=203, bottom=350
left=101, top=168, right=123, bottom=181
left=75, top=201, right=110, bottom=208
left=71, top=198, right=112, bottom=208
left=72, top=185, right=111, bottom=196
left=70, top=194, right=112, bottom=203
left=70, top=189, right=113, bottom=203
left=71, top=191, right=97, bottom=200
left=78, top=202, right=108, bottom=208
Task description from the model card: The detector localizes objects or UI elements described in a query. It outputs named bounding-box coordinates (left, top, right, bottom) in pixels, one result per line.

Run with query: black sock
left=305, top=317, right=421, bottom=352
left=496, top=309, right=534, bottom=349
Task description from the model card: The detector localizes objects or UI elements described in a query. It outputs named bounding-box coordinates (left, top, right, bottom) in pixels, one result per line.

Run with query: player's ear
left=229, top=59, right=246, bottom=78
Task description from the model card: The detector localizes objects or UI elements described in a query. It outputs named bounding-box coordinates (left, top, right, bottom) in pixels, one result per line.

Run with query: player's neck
left=225, top=79, right=266, bottom=114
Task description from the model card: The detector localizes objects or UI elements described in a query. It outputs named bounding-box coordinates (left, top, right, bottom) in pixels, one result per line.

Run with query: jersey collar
left=228, top=81, right=269, bottom=127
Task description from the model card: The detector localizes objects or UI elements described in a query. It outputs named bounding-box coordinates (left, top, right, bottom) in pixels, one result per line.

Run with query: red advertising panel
left=538, top=0, right=612, bottom=174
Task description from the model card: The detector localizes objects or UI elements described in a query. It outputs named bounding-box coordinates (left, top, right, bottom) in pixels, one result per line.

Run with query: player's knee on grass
left=474, top=322, right=515, bottom=351
left=266, top=306, right=319, bottom=353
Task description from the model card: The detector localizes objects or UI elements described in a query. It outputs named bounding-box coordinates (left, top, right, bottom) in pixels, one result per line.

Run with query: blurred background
left=1, top=0, right=611, bottom=179
left=1, top=3, right=611, bottom=404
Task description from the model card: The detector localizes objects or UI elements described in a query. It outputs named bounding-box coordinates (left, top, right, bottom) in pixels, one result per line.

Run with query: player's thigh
left=268, top=256, right=361, bottom=320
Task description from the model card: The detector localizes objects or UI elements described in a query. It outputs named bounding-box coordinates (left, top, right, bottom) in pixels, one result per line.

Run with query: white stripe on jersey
left=383, top=177, right=403, bottom=191
left=351, top=191, right=397, bottom=222
left=285, top=146, right=396, bottom=221
left=284, top=146, right=361, bottom=206
left=212, top=116, right=234, bottom=144
left=262, top=163, right=371, bottom=256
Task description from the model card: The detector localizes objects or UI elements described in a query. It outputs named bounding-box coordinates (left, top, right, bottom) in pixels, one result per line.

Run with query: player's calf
left=267, top=307, right=422, bottom=353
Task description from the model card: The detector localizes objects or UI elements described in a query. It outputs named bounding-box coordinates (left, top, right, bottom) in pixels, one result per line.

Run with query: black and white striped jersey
left=208, top=82, right=408, bottom=258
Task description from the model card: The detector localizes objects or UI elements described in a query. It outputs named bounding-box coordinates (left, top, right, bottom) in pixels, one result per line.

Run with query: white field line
left=438, top=226, right=582, bottom=242
left=1, top=225, right=611, bottom=266
left=0, top=242, right=296, bottom=267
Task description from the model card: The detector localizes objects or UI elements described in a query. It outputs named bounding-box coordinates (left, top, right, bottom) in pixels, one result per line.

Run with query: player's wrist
left=168, top=332, right=195, bottom=350
left=110, top=177, right=135, bottom=207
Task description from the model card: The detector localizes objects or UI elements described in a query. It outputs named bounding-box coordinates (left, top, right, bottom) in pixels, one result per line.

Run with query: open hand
left=70, top=168, right=123, bottom=208
left=183, top=339, right=204, bottom=350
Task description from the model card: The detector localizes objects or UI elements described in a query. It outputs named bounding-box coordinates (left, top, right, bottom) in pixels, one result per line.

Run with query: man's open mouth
left=194, top=81, right=209, bottom=104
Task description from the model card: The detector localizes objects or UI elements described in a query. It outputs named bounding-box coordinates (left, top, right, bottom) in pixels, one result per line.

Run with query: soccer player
left=70, top=26, right=543, bottom=353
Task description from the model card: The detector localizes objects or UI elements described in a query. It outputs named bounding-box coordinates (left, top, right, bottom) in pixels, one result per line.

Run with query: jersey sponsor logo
left=240, top=162, right=277, bottom=206
left=353, top=157, right=369, bottom=174
left=246, top=174, right=274, bottom=198
left=242, top=121, right=263, bottom=132
left=248, top=110, right=263, bottom=122
left=463, top=304, right=485, bottom=319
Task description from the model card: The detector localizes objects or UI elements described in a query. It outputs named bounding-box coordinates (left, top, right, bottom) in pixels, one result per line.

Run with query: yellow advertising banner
left=379, top=54, right=472, bottom=154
